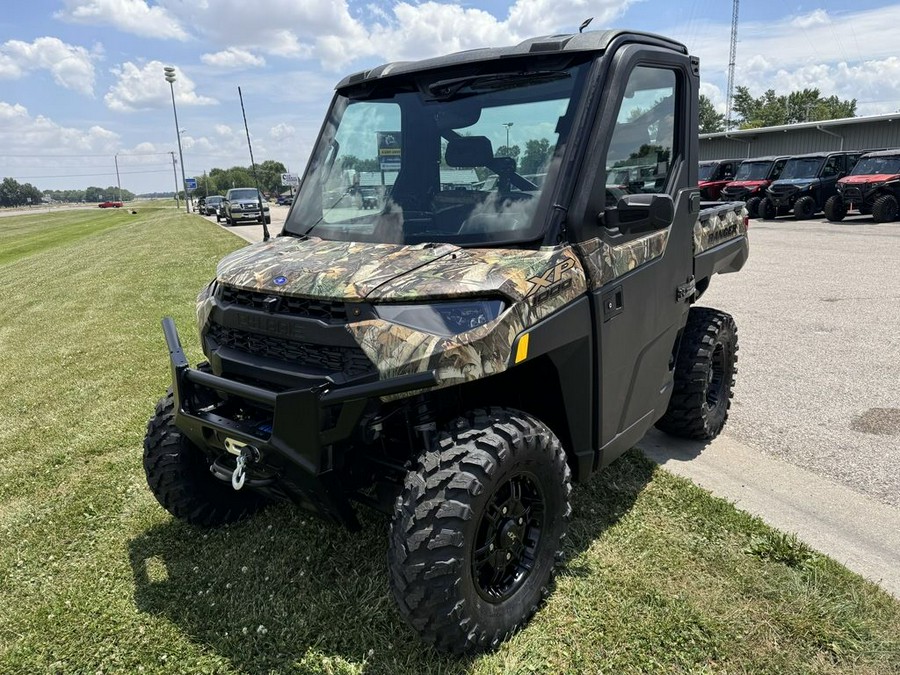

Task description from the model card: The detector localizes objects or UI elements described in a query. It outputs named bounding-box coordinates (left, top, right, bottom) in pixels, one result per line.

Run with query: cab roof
left=336, top=30, right=687, bottom=90
left=859, top=149, right=900, bottom=158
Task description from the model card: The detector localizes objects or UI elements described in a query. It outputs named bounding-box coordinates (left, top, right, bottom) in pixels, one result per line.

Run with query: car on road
left=98, top=201, right=123, bottom=208
left=825, top=149, right=900, bottom=222
left=276, top=194, right=294, bottom=206
left=202, top=195, right=225, bottom=219
left=222, top=188, right=271, bottom=226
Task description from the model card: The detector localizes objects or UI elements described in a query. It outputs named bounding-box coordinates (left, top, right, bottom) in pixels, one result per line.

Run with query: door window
left=605, top=67, right=676, bottom=198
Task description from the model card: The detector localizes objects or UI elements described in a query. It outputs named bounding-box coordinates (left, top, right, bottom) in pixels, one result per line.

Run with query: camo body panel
left=694, top=205, right=747, bottom=254
left=575, top=229, right=670, bottom=290
left=348, top=246, right=587, bottom=388
left=215, top=237, right=459, bottom=300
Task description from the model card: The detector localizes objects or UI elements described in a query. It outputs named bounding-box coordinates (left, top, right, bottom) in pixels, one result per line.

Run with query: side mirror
left=600, top=193, right=674, bottom=234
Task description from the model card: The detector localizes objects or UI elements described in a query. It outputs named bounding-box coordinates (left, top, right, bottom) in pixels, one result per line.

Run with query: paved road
left=698, top=214, right=900, bottom=508
left=202, top=204, right=290, bottom=243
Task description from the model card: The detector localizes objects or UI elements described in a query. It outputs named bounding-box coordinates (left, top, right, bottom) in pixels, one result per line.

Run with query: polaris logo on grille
left=273, top=275, right=287, bottom=286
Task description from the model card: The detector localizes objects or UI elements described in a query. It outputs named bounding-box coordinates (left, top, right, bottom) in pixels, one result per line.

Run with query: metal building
left=699, top=113, right=900, bottom=160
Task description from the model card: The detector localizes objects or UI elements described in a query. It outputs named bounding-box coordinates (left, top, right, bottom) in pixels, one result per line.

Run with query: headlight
left=869, top=181, right=885, bottom=189
left=796, top=183, right=814, bottom=191
left=374, top=300, right=506, bottom=337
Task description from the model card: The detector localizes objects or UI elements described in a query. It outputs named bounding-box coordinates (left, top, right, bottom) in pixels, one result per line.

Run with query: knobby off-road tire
left=144, top=390, right=267, bottom=527
left=656, top=307, right=738, bottom=440
left=744, top=196, right=762, bottom=219
left=871, top=194, right=899, bottom=223
left=824, top=195, right=846, bottom=222
left=759, top=197, right=776, bottom=220
left=793, top=195, right=816, bottom=220
left=388, top=408, right=572, bottom=654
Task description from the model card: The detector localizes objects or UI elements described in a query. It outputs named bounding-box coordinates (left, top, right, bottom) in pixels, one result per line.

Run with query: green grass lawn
left=1, top=205, right=898, bottom=674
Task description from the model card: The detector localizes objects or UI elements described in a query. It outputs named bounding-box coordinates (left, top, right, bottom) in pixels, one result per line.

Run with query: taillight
left=744, top=215, right=750, bottom=229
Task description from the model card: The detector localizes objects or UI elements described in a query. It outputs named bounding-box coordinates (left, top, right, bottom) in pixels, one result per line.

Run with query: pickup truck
left=98, top=201, right=123, bottom=208
left=144, top=29, right=748, bottom=653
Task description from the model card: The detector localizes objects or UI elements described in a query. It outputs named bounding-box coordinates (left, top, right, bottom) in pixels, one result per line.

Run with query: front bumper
left=162, top=317, right=436, bottom=526
left=767, top=188, right=799, bottom=208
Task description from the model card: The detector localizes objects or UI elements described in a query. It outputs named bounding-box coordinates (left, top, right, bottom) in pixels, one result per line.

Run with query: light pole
left=502, top=122, right=514, bottom=154
left=114, top=153, right=122, bottom=203
left=164, top=66, right=190, bottom=213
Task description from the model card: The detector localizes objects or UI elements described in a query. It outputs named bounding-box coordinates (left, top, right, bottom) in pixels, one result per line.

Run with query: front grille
left=721, top=187, right=749, bottom=201
left=841, top=186, right=863, bottom=201
left=208, top=323, right=375, bottom=377
left=220, top=285, right=348, bottom=323
left=769, top=185, right=797, bottom=196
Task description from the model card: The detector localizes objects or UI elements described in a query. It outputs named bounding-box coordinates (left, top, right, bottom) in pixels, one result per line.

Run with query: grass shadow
left=128, top=451, right=654, bottom=673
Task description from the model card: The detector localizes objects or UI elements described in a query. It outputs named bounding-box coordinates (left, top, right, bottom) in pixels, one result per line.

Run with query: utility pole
left=114, top=153, right=122, bottom=203
left=725, top=0, right=739, bottom=130
left=170, top=151, right=180, bottom=210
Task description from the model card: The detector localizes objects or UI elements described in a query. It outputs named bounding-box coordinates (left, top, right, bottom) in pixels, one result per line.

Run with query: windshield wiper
left=427, top=71, right=570, bottom=100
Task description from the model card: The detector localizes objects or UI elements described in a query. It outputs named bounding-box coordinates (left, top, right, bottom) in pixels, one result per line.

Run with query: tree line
left=193, top=160, right=289, bottom=198
left=699, top=87, right=857, bottom=133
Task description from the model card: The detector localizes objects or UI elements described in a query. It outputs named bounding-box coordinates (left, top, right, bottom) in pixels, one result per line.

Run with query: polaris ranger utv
left=144, top=29, right=748, bottom=653
left=759, top=150, right=861, bottom=220
left=720, top=155, right=788, bottom=218
left=824, top=149, right=900, bottom=223
left=697, top=158, right=741, bottom=200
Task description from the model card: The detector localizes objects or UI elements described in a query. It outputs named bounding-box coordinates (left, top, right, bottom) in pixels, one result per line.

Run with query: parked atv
left=698, top=158, right=742, bottom=200
left=144, top=29, right=748, bottom=654
left=824, top=150, right=900, bottom=223
left=759, top=151, right=861, bottom=220
left=720, top=156, right=788, bottom=218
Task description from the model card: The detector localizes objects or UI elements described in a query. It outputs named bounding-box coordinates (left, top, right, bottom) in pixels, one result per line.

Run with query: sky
left=2, top=0, right=900, bottom=194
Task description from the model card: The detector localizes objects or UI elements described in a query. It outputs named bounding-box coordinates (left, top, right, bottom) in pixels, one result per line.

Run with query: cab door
left=569, top=46, right=698, bottom=468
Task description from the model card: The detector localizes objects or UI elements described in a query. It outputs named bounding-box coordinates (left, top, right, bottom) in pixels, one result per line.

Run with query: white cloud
left=790, top=9, right=831, bottom=29
left=0, top=37, right=98, bottom=95
left=104, top=61, right=217, bottom=112
left=269, top=123, right=295, bottom=141
left=201, top=48, right=266, bottom=70
left=214, top=124, right=233, bottom=136
left=0, top=100, right=120, bottom=157
left=55, top=0, right=188, bottom=41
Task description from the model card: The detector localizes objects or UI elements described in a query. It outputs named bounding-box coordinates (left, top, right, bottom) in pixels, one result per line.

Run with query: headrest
left=446, top=136, right=494, bottom=168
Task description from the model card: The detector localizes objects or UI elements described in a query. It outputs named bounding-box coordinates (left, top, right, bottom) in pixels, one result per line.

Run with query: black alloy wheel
left=471, top=473, right=545, bottom=604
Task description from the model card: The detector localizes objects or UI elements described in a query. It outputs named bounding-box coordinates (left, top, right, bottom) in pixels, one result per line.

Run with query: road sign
left=185, top=177, right=198, bottom=190
left=281, top=173, right=299, bottom=187
left=377, top=131, right=401, bottom=172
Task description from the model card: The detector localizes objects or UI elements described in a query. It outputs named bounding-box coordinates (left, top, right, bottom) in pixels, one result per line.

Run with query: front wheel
left=824, top=195, right=846, bottom=222
left=388, top=408, right=571, bottom=654
left=793, top=195, right=816, bottom=219
left=656, top=307, right=738, bottom=440
left=744, top=196, right=762, bottom=218
left=759, top=197, right=776, bottom=220
left=872, top=194, right=899, bottom=223
left=144, top=391, right=267, bottom=527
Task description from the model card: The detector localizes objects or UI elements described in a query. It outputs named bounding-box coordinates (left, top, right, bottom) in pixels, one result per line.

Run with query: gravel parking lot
left=700, top=214, right=900, bottom=507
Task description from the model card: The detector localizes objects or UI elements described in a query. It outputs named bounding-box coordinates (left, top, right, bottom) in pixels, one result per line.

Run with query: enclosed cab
left=760, top=151, right=861, bottom=220
left=720, top=155, right=788, bottom=218
left=143, top=29, right=748, bottom=653
left=698, top=158, right=741, bottom=200
left=824, top=149, right=900, bottom=223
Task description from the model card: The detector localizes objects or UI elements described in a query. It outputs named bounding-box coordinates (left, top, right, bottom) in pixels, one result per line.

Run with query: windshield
left=851, top=156, right=900, bottom=176
left=228, top=189, right=262, bottom=201
left=698, top=163, right=717, bottom=181
left=780, top=158, right=823, bottom=180
left=285, top=57, right=592, bottom=246
left=734, top=161, right=770, bottom=181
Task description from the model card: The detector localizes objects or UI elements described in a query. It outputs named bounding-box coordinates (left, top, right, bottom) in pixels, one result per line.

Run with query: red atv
left=719, top=156, right=789, bottom=218
left=698, top=158, right=741, bottom=200
left=825, top=150, right=900, bottom=223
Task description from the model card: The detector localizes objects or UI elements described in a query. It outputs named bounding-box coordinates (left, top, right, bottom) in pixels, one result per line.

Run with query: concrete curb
left=638, top=429, right=900, bottom=598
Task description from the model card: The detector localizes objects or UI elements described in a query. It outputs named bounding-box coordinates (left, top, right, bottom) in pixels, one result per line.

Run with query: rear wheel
left=388, top=408, right=571, bottom=654
left=872, top=194, right=899, bottom=223
left=793, top=195, right=816, bottom=219
left=656, top=307, right=738, bottom=440
left=744, top=196, right=762, bottom=218
left=144, top=389, right=267, bottom=527
left=824, top=195, right=846, bottom=222
left=759, top=198, right=776, bottom=220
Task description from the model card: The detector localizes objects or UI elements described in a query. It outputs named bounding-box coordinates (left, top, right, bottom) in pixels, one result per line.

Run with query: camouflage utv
left=145, top=29, right=748, bottom=653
